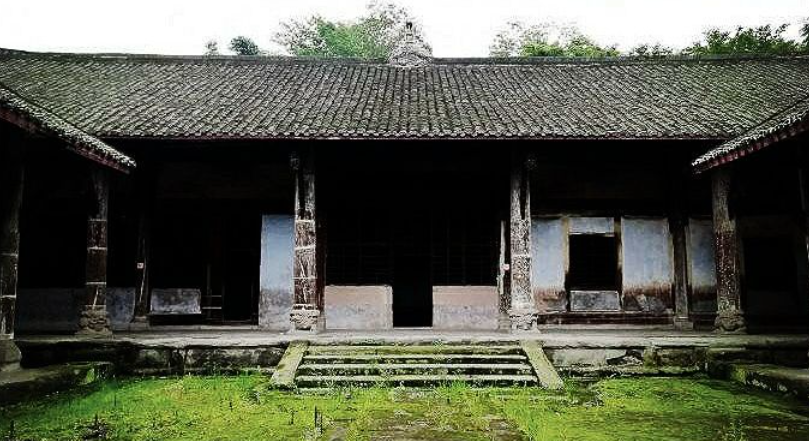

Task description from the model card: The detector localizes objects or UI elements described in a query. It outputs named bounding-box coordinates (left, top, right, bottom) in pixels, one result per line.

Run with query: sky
left=0, top=0, right=806, bottom=57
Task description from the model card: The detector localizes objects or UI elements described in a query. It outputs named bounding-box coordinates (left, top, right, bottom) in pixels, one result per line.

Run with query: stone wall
left=324, top=285, right=393, bottom=330
left=432, top=286, right=498, bottom=330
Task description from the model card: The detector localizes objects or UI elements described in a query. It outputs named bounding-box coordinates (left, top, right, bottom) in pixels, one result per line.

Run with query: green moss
left=2, top=376, right=808, bottom=440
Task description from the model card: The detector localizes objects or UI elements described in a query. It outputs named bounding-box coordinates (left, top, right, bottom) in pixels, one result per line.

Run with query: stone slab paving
left=15, top=329, right=809, bottom=349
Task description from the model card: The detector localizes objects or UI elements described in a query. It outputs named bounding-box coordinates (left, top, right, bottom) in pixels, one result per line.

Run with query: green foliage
left=4, top=376, right=809, bottom=440
left=491, top=22, right=618, bottom=58
left=801, top=21, right=809, bottom=47
left=274, top=2, right=429, bottom=59
left=228, top=36, right=261, bottom=56
left=629, top=43, right=675, bottom=58
left=684, top=24, right=803, bottom=56
left=204, top=40, right=219, bottom=56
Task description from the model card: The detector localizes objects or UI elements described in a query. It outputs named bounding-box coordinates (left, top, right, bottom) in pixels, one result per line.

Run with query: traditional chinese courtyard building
left=2, top=41, right=809, bottom=371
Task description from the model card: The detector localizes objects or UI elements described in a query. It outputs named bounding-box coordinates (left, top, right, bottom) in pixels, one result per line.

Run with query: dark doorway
left=392, top=202, right=433, bottom=327
left=567, top=235, right=619, bottom=291
left=322, top=146, right=503, bottom=328
left=151, top=202, right=260, bottom=324
left=743, top=236, right=802, bottom=328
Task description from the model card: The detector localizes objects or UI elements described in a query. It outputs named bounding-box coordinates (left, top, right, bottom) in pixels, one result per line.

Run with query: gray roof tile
left=1, top=51, right=809, bottom=140
left=692, top=93, right=809, bottom=173
left=0, top=81, right=135, bottom=171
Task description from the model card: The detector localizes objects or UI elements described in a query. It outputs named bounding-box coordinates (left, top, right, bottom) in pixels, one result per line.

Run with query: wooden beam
left=0, top=133, right=24, bottom=369
left=77, top=167, right=112, bottom=335
left=711, top=167, right=746, bottom=333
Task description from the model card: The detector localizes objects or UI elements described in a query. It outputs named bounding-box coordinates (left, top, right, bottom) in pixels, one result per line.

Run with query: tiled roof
left=692, top=94, right=809, bottom=173
left=1, top=51, right=809, bottom=140
left=0, top=81, right=135, bottom=172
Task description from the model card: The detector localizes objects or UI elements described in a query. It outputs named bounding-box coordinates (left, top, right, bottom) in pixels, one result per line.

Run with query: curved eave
left=0, top=84, right=135, bottom=173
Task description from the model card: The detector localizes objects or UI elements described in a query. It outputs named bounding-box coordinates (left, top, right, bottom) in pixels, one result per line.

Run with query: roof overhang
left=692, top=95, right=809, bottom=174
left=0, top=83, right=135, bottom=173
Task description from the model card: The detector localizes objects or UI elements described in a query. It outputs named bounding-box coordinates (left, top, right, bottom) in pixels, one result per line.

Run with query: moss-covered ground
left=2, top=375, right=809, bottom=440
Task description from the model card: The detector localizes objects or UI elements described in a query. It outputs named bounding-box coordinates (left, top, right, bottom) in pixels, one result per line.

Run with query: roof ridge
left=1, top=47, right=808, bottom=66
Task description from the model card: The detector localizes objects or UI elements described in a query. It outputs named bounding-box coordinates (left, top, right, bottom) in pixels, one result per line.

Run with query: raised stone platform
left=718, top=363, right=809, bottom=401
left=12, top=329, right=809, bottom=375
left=0, top=362, right=113, bottom=406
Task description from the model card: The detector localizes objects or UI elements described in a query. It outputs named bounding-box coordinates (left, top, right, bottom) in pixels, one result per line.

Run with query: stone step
left=297, top=363, right=534, bottom=376
left=306, top=345, right=524, bottom=355
left=295, top=374, right=539, bottom=387
left=302, top=354, right=528, bottom=364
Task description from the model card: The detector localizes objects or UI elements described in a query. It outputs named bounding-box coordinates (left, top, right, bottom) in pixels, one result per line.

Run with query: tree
left=489, top=22, right=618, bottom=58
left=204, top=40, right=220, bottom=56
left=801, top=20, right=809, bottom=48
left=274, top=2, right=430, bottom=59
left=683, top=24, right=802, bottom=56
left=229, top=36, right=262, bottom=56
left=628, top=43, right=674, bottom=58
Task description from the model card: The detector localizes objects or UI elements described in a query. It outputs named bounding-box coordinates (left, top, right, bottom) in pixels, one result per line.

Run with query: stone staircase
left=272, top=341, right=563, bottom=388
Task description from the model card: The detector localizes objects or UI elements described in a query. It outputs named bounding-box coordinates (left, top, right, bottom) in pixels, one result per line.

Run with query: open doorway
left=322, top=150, right=501, bottom=329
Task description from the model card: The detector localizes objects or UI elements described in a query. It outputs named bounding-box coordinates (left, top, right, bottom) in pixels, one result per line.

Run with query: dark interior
left=322, top=146, right=503, bottom=327
left=567, top=234, right=619, bottom=291
left=742, top=236, right=804, bottom=328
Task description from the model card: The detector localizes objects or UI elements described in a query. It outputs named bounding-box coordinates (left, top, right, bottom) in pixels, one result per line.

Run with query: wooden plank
left=270, top=340, right=309, bottom=389
left=520, top=340, right=564, bottom=390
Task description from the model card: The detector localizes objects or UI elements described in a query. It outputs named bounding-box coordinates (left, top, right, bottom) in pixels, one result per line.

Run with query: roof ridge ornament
left=389, top=21, right=431, bottom=68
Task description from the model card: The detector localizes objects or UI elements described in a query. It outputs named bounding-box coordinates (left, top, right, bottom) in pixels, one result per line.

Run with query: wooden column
left=711, top=167, right=746, bottom=333
left=669, top=162, right=692, bottom=329
left=131, top=165, right=154, bottom=325
left=508, top=152, right=538, bottom=331
left=671, top=216, right=692, bottom=329
left=77, top=167, right=112, bottom=335
left=0, top=138, right=24, bottom=369
left=290, top=150, right=322, bottom=332
left=497, top=219, right=511, bottom=330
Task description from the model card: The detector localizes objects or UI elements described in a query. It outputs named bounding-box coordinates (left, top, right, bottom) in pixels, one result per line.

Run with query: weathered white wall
left=569, top=217, right=614, bottom=235
left=620, top=218, right=673, bottom=313
left=325, top=285, right=393, bottom=329
left=531, top=217, right=567, bottom=311
left=687, top=218, right=717, bottom=313
left=258, top=215, right=294, bottom=330
left=432, top=286, right=498, bottom=330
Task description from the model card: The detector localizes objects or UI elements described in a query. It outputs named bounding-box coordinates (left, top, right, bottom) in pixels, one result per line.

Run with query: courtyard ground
left=2, top=375, right=809, bottom=440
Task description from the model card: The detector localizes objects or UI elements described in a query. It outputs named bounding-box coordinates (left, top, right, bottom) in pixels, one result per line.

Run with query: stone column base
left=673, top=316, right=694, bottom=331
left=128, top=316, right=151, bottom=331
left=714, top=310, right=746, bottom=334
left=76, top=305, right=112, bottom=336
left=0, top=338, right=22, bottom=372
left=508, top=308, right=539, bottom=332
left=290, top=304, right=322, bottom=333
left=497, top=313, right=512, bottom=332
